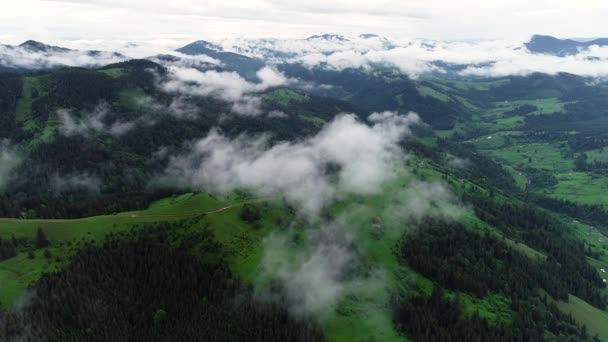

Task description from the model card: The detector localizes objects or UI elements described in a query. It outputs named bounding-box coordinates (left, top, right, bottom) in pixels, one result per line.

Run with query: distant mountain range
left=525, top=34, right=608, bottom=56
left=174, top=40, right=264, bottom=78
left=2, top=34, right=608, bottom=76
left=5, top=40, right=125, bottom=58
left=306, top=34, right=350, bottom=42
left=0, top=40, right=126, bottom=72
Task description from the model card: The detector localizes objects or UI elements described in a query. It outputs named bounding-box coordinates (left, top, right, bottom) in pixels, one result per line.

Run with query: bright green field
left=262, top=88, right=309, bottom=106
left=426, top=77, right=510, bottom=91
left=548, top=172, right=608, bottom=205
left=416, top=84, right=450, bottom=102
left=492, top=98, right=566, bottom=116
left=586, top=148, right=608, bottom=164
left=0, top=193, right=279, bottom=307
left=489, top=142, right=573, bottom=172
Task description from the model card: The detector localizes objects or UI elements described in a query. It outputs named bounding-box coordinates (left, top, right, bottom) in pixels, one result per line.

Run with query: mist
left=0, top=43, right=126, bottom=70
left=157, top=111, right=421, bottom=216
left=50, top=173, right=102, bottom=195
left=58, top=102, right=137, bottom=137
left=159, top=66, right=290, bottom=116
left=257, top=180, right=464, bottom=317
left=207, top=36, right=608, bottom=78
left=0, top=141, right=20, bottom=192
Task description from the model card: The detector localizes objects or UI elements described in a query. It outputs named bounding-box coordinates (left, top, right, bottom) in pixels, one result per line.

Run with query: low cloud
left=0, top=140, right=21, bottom=191
left=258, top=179, right=463, bottom=316
left=387, top=181, right=464, bottom=223
left=210, top=36, right=608, bottom=78
left=159, top=66, right=290, bottom=116
left=0, top=43, right=126, bottom=71
left=58, top=102, right=137, bottom=137
left=446, top=156, right=471, bottom=170
left=50, top=173, right=102, bottom=195
left=135, top=95, right=202, bottom=120
left=157, top=111, right=421, bottom=216
left=260, top=223, right=384, bottom=316
left=267, top=110, right=288, bottom=118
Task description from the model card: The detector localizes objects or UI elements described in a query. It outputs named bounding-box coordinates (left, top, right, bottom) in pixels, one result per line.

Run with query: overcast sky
left=1, top=0, right=607, bottom=47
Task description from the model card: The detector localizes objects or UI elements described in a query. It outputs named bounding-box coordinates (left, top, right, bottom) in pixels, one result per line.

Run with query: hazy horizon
left=1, top=1, right=607, bottom=48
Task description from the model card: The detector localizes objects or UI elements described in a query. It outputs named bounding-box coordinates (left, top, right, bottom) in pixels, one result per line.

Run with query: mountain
left=0, top=40, right=127, bottom=72
left=175, top=40, right=265, bottom=79
left=306, top=34, right=350, bottom=41
left=525, top=34, right=608, bottom=56
left=18, top=39, right=71, bottom=53
left=359, top=34, right=380, bottom=39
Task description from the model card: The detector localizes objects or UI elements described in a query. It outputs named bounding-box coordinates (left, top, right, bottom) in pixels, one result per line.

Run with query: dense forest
left=397, top=220, right=600, bottom=341
left=0, top=220, right=324, bottom=341
left=465, top=192, right=607, bottom=308
left=394, top=286, right=595, bottom=342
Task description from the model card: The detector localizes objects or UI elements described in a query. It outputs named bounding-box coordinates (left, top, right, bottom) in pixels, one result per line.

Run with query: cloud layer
left=257, top=37, right=608, bottom=78
left=4, top=33, right=608, bottom=78
left=159, top=35, right=608, bottom=78
left=0, top=43, right=126, bottom=70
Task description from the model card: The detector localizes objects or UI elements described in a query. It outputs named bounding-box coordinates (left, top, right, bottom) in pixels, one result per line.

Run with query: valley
left=2, top=32, right=608, bottom=341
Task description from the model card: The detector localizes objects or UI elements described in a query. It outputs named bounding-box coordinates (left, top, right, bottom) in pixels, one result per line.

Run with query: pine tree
left=35, top=227, right=50, bottom=248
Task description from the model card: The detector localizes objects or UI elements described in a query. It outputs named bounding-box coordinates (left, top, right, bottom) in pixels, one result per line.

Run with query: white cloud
left=159, top=66, right=290, bottom=116
left=389, top=181, right=464, bottom=222
left=50, top=173, right=102, bottom=194
left=58, top=102, right=136, bottom=137
left=446, top=156, right=471, bottom=169
left=0, top=43, right=126, bottom=70
left=260, top=38, right=608, bottom=78
left=260, top=224, right=385, bottom=316
left=157, top=111, right=421, bottom=215
left=258, top=179, right=463, bottom=316
left=268, top=110, right=288, bottom=118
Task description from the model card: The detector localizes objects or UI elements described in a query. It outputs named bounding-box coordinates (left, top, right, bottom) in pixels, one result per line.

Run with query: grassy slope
left=14, top=75, right=59, bottom=149
left=0, top=193, right=276, bottom=307
left=432, top=76, right=608, bottom=208
left=262, top=88, right=309, bottom=107
left=546, top=293, right=608, bottom=340
left=426, top=77, right=608, bottom=336
left=0, top=178, right=424, bottom=341
left=489, top=142, right=573, bottom=172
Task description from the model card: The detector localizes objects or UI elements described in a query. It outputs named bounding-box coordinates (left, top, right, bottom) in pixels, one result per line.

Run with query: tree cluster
left=0, top=221, right=324, bottom=341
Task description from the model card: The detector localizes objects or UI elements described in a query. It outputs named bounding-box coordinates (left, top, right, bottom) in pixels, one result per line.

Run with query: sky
left=1, top=0, right=608, bottom=48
